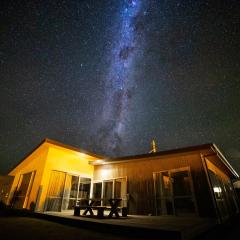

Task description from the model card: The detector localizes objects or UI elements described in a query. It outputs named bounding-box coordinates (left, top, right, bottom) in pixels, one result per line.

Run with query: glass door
left=92, top=182, right=102, bottom=206
left=154, top=171, right=173, bottom=215
left=12, top=171, right=35, bottom=209
left=45, top=171, right=66, bottom=211
left=114, top=178, right=127, bottom=207
left=154, top=167, right=196, bottom=216
left=62, top=174, right=79, bottom=210
left=101, top=178, right=127, bottom=206
left=78, top=177, right=91, bottom=199
left=171, top=169, right=196, bottom=216
left=103, top=181, right=113, bottom=206
left=46, top=172, right=92, bottom=211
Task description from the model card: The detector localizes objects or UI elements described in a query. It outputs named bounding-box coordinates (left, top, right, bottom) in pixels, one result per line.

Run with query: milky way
left=1, top=1, right=240, bottom=174
left=96, top=0, right=147, bottom=154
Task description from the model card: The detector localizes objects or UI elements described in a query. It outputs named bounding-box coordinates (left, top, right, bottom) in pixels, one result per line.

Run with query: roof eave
left=212, top=144, right=239, bottom=179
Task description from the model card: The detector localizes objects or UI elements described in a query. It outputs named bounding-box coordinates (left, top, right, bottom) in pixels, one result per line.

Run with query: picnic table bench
left=74, top=198, right=128, bottom=218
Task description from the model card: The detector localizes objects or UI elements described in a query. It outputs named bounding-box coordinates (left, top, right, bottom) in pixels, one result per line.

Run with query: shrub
left=0, top=200, right=6, bottom=210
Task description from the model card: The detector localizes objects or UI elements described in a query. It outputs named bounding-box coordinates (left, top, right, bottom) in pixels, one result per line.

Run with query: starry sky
left=0, top=0, right=240, bottom=175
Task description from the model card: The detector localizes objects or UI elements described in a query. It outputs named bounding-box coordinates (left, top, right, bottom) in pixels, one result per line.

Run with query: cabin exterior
left=0, top=139, right=239, bottom=223
left=92, top=145, right=239, bottom=222
left=4, top=139, right=100, bottom=212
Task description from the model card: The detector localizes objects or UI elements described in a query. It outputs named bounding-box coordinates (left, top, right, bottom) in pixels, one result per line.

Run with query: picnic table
left=108, top=198, right=121, bottom=218
left=74, top=198, right=127, bottom=218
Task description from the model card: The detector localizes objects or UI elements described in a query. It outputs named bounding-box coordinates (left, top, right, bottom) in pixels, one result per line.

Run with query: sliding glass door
left=171, top=169, right=196, bottom=216
left=62, top=175, right=79, bottom=210
left=154, top=171, right=173, bottom=215
left=46, top=171, right=91, bottom=211
left=93, top=177, right=127, bottom=207
left=78, top=177, right=91, bottom=199
left=11, top=171, right=35, bottom=209
left=103, top=181, right=113, bottom=205
left=92, top=182, right=103, bottom=206
left=45, top=171, right=66, bottom=211
left=154, top=167, right=197, bottom=216
left=208, top=168, right=238, bottom=221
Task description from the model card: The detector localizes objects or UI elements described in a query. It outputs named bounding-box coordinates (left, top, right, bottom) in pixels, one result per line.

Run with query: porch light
left=213, top=187, right=222, bottom=193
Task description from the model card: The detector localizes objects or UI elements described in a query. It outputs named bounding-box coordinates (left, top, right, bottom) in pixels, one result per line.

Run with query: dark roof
left=8, top=139, right=239, bottom=179
left=103, top=143, right=215, bottom=162
left=90, top=143, right=239, bottom=179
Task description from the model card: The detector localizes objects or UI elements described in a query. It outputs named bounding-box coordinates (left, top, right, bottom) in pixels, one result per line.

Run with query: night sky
left=0, top=0, right=240, bottom=175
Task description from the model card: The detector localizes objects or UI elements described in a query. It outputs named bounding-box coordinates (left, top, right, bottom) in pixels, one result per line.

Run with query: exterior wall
left=233, top=181, right=240, bottom=207
left=93, top=150, right=216, bottom=217
left=7, top=142, right=95, bottom=212
left=5, top=140, right=238, bottom=220
left=8, top=144, right=49, bottom=209
left=204, top=155, right=239, bottom=221
left=0, top=176, right=14, bottom=204
left=35, top=143, right=94, bottom=211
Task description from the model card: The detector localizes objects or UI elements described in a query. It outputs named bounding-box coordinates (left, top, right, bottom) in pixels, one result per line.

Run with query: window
left=46, top=171, right=66, bottom=211
left=93, top=177, right=127, bottom=207
left=206, top=159, right=239, bottom=220
left=46, top=171, right=91, bottom=211
left=92, top=182, right=102, bottom=206
left=154, top=167, right=196, bottom=216
left=11, top=171, right=35, bottom=209
left=78, top=177, right=91, bottom=199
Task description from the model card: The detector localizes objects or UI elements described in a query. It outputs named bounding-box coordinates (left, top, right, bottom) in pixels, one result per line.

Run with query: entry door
left=62, top=174, right=79, bottom=210
left=154, top=167, right=196, bottom=216
left=12, top=171, right=35, bottom=209
left=171, top=169, right=196, bottom=216
left=103, top=181, right=113, bottom=206
left=102, top=178, right=127, bottom=206
left=154, top=171, right=173, bottom=215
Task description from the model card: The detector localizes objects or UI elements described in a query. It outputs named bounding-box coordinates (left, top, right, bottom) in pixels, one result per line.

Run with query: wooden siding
left=93, top=151, right=216, bottom=217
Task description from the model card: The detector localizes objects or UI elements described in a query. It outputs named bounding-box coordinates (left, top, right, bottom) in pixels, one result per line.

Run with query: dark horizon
left=1, top=0, right=240, bottom=175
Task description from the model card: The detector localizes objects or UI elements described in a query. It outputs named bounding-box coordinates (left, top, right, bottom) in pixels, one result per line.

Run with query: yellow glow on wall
left=99, top=168, right=112, bottom=179
left=36, top=143, right=95, bottom=211
left=8, top=144, right=49, bottom=209
left=7, top=140, right=100, bottom=212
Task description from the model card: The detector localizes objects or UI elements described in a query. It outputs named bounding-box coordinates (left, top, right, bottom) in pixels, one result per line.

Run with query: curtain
left=46, top=171, right=66, bottom=211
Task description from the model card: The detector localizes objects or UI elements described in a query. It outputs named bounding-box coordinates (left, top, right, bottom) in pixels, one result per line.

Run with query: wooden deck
left=42, top=210, right=217, bottom=240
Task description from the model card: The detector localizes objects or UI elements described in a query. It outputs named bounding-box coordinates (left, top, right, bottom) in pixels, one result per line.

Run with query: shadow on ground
left=195, top=215, right=240, bottom=240
left=1, top=208, right=240, bottom=240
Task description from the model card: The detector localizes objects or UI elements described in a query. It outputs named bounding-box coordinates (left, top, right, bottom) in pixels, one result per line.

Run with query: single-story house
left=0, top=138, right=239, bottom=223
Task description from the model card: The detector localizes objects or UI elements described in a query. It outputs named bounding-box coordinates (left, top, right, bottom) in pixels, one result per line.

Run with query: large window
left=154, top=167, right=197, bottom=216
left=103, top=181, right=113, bottom=205
left=46, top=171, right=91, bottom=211
left=92, top=182, right=102, bottom=206
left=11, top=171, right=35, bottom=209
left=78, top=177, right=91, bottom=199
left=154, top=171, right=173, bottom=215
left=93, top=177, right=127, bottom=207
left=62, top=175, right=79, bottom=210
left=45, top=171, right=66, bottom=211
left=206, top=160, right=239, bottom=221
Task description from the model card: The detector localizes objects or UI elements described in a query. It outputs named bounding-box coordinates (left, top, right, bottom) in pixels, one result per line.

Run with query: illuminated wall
left=8, top=143, right=49, bottom=209
left=5, top=139, right=238, bottom=220
left=37, top=143, right=95, bottom=211
left=7, top=140, right=98, bottom=211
